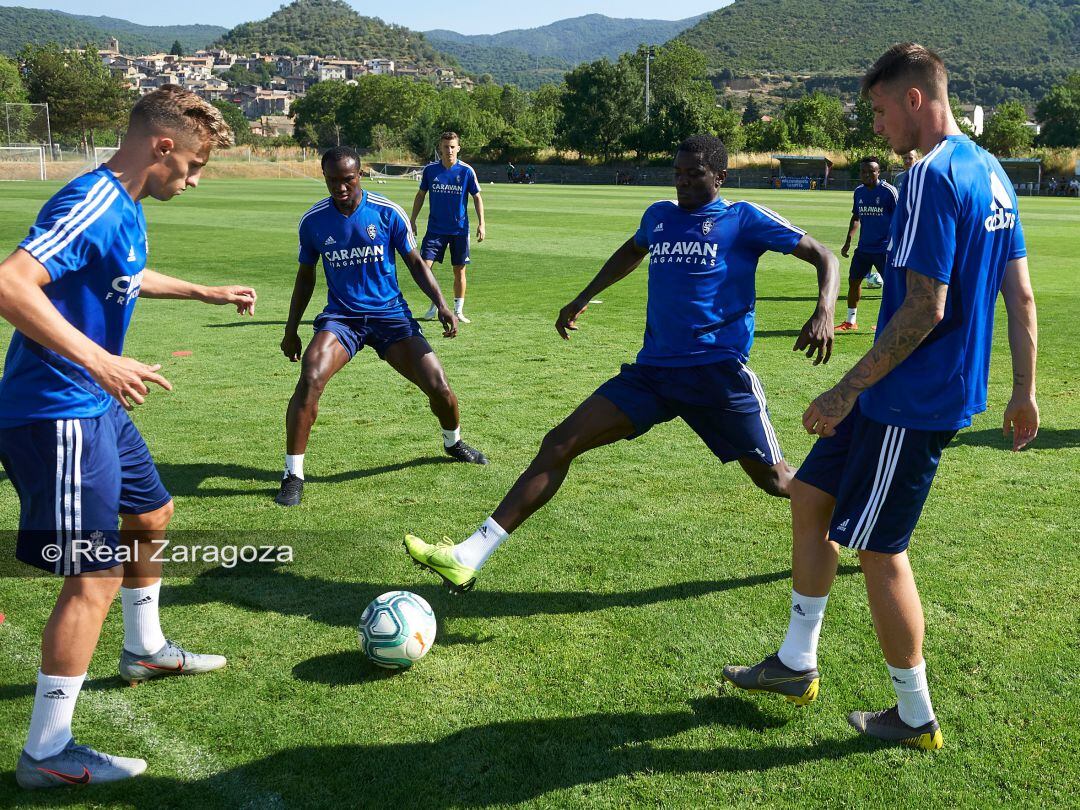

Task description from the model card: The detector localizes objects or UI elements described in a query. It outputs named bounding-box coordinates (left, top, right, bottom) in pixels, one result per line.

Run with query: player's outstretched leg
left=116, top=504, right=227, bottom=685
left=452, top=264, right=469, bottom=323
left=384, top=336, right=488, bottom=465
left=405, top=395, right=634, bottom=592
left=278, top=332, right=351, bottom=506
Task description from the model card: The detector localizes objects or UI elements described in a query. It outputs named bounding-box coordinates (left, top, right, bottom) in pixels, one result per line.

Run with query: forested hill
left=216, top=0, right=452, bottom=68
left=427, top=39, right=571, bottom=90
left=679, top=0, right=1079, bottom=96
left=426, top=12, right=711, bottom=65
left=0, top=7, right=225, bottom=56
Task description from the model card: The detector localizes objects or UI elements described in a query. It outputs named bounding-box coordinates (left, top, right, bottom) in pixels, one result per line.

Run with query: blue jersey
left=298, top=190, right=418, bottom=318
left=632, top=197, right=805, bottom=367
left=863, top=135, right=1027, bottom=431
left=853, top=181, right=898, bottom=253
left=0, top=167, right=146, bottom=428
left=419, top=161, right=480, bottom=236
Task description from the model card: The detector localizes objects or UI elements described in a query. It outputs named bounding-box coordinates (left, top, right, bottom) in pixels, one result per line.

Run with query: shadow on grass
left=0, top=674, right=131, bottom=703
left=155, top=457, right=452, bottom=498
left=202, top=319, right=313, bottom=328
left=0, top=696, right=882, bottom=807
left=952, top=426, right=1080, bottom=451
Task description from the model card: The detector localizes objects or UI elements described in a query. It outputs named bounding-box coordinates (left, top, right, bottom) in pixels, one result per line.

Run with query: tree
left=291, top=79, right=351, bottom=147
left=781, top=92, right=847, bottom=149
left=744, top=117, right=792, bottom=152
left=20, top=43, right=134, bottom=147
left=1035, top=72, right=1080, bottom=147
left=169, top=40, right=184, bottom=57
left=558, top=58, right=640, bottom=160
left=949, top=97, right=977, bottom=138
left=625, top=41, right=718, bottom=156
left=519, top=82, right=560, bottom=151
left=211, top=100, right=251, bottom=145
left=741, top=94, right=761, bottom=125
left=979, top=101, right=1034, bottom=156
left=339, top=74, right=437, bottom=149
left=849, top=94, right=889, bottom=153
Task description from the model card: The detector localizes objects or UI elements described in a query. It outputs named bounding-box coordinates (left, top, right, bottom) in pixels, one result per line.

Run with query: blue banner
left=780, top=176, right=812, bottom=190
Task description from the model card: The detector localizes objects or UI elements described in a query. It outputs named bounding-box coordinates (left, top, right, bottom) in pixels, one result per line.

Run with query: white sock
left=121, top=581, right=167, bottom=655
left=442, top=426, right=461, bottom=448
left=25, top=671, right=84, bottom=759
left=285, top=453, right=304, bottom=479
left=776, top=590, right=829, bottom=671
left=888, top=660, right=935, bottom=727
left=847, top=307, right=857, bottom=323
left=454, top=297, right=464, bottom=314
left=452, top=517, right=508, bottom=570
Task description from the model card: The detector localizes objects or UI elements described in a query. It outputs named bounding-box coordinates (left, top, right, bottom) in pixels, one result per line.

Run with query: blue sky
left=11, top=1, right=722, bottom=34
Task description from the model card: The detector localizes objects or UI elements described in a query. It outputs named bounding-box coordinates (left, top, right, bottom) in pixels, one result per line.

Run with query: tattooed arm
left=802, top=269, right=947, bottom=436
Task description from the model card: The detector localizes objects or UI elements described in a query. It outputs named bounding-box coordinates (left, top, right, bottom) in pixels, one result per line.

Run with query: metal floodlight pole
left=644, top=47, right=654, bottom=124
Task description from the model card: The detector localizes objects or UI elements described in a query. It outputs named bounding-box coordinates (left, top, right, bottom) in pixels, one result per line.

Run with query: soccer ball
left=358, top=591, right=436, bottom=669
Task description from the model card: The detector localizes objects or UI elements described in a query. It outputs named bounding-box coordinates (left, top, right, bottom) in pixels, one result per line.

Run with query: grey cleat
left=444, top=440, right=488, bottom=465
left=420, top=304, right=438, bottom=321
left=274, top=473, right=304, bottom=507
left=848, top=705, right=943, bottom=750
left=119, top=639, right=227, bottom=686
left=721, top=653, right=821, bottom=706
left=16, top=738, right=147, bottom=789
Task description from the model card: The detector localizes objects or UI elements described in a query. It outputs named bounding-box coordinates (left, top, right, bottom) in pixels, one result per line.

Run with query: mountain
left=425, top=12, right=712, bottom=66
left=216, top=0, right=451, bottom=69
left=679, top=0, right=1079, bottom=99
left=427, top=39, right=570, bottom=90
left=0, top=6, right=225, bottom=56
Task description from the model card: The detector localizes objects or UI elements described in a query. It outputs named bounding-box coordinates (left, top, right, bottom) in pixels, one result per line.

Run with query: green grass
left=0, top=178, right=1076, bottom=807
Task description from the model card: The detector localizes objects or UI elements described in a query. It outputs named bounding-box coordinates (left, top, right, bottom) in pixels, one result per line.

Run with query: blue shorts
left=0, top=401, right=172, bottom=576
left=795, top=402, right=956, bottom=554
left=314, top=312, right=424, bottom=360
left=849, top=249, right=886, bottom=282
left=594, top=360, right=784, bottom=465
left=421, top=232, right=470, bottom=266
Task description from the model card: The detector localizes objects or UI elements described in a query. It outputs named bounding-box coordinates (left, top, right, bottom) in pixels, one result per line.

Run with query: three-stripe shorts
left=593, top=358, right=785, bottom=465
left=0, top=401, right=171, bottom=575
left=795, top=400, right=956, bottom=554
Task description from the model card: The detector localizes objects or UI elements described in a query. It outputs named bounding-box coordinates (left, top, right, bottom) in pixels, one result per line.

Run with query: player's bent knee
left=123, top=499, right=174, bottom=532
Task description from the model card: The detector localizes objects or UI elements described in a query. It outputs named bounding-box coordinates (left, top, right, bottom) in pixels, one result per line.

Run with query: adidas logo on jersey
left=985, top=172, right=1017, bottom=233
left=653, top=222, right=664, bottom=232
left=835, top=519, right=850, bottom=532
left=126, top=246, right=137, bottom=262
left=324, top=235, right=336, bottom=245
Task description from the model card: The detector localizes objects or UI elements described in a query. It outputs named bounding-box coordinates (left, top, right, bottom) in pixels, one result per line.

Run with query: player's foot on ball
left=274, top=473, right=304, bottom=506
left=404, top=533, right=477, bottom=594
left=721, top=653, right=820, bottom=706
left=119, top=639, right=227, bottom=686
left=847, top=705, right=943, bottom=750
left=16, top=738, right=146, bottom=789
left=836, top=321, right=858, bottom=331
left=865, top=273, right=884, bottom=288
left=455, top=312, right=471, bottom=324
left=420, top=305, right=438, bottom=321
left=445, top=440, right=488, bottom=465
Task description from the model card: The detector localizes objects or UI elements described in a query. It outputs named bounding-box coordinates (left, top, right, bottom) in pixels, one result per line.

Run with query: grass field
left=0, top=177, right=1076, bottom=808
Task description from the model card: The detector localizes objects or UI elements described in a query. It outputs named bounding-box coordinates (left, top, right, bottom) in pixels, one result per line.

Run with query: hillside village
left=94, top=36, right=474, bottom=137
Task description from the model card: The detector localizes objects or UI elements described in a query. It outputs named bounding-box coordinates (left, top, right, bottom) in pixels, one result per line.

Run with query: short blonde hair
left=130, top=84, right=234, bottom=149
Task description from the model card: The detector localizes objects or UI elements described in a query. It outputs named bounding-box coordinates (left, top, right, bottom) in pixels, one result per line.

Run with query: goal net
left=367, top=163, right=424, bottom=182
left=0, top=146, right=46, bottom=180
left=3, top=103, right=51, bottom=149
left=94, top=147, right=119, bottom=165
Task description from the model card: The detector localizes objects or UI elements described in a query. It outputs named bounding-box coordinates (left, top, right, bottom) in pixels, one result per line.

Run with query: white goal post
left=0, top=145, right=46, bottom=180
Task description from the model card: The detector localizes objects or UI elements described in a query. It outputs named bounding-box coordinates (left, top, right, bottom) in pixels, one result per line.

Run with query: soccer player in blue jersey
left=893, top=149, right=918, bottom=196
left=0, top=86, right=257, bottom=789
left=724, top=44, right=1039, bottom=750
left=837, top=157, right=897, bottom=329
left=404, top=134, right=839, bottom=592
left=409, top=131, right=485, bottom=323
left=276, top=146, right=487, bottom=507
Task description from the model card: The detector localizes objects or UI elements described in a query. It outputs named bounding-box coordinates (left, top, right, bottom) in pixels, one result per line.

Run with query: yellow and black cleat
left=848, top=706, right=944, bottom=750
left=722, top=654, right=821, bottom=706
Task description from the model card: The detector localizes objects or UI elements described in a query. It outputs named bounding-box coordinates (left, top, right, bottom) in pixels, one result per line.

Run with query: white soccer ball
left=358, top=591, right=436, bottom=669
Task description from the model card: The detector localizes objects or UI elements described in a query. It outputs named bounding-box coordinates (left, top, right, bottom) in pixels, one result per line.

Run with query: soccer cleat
left=119, top=639, right=227, bottom=686
left=721, top=653, right=821, bottom=706
left=274, top=473, right=304, bottom=507
left=848, top=706, right=943, bottom=750
left=444, top=440, right=488, bottom=465
left=404, top=534, right=477, bottom=594
left=455, top=312, right=471, bottom=324
left=16, top=738, right=146, bottom=789
left=836, top=321, right=859, bottom=331
left=420, top=304, right=438, bottom=321
left=865, top=272, right=884, bottom=288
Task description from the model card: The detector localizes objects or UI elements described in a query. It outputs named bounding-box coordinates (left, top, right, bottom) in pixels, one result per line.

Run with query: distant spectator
left=506, top=161, right=515, bottom=183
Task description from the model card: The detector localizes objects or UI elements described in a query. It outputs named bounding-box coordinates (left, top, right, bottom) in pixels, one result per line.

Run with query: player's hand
left=1003, top=392, right=1039, bottom=451
left=281, top=331, right=302, bottom=362
left=793, top=306, right=834, bottom=365
left=555, top=297, right=589, bottom=340
left=803, top=384, right=857, bottom=437
left=204, top=285, right=257, bottom=315
left=438, top=304, right=458, bottom=338
left=841, top=243, right=851, bottom=259
left=409, top=219, right=418, bottom=235
left=476, top=224, right=486, bottom=243
left=90, top=353, right=172, bottom=410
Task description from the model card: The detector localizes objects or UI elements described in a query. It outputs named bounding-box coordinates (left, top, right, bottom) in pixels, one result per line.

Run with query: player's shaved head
left=321, top=146, right=360, bottom=171
left=677, top=135, right=728, bottom=173
left=861, top=156, right=881, bottom=168
left=862, top=43, right=949, bottom=102
left=128, top=84, right=233, bottom=150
